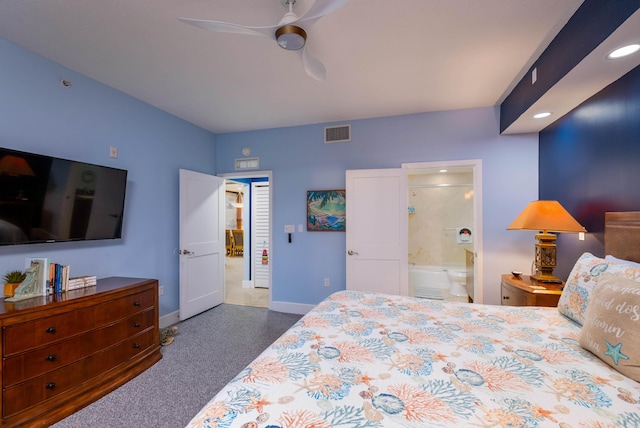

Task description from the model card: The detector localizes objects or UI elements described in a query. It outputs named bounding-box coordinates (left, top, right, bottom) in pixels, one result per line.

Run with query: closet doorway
left=220, top=171, right=272, bottom=308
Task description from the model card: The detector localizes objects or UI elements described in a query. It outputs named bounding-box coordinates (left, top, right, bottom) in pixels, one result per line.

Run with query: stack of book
left=67, top=275, right=97, bottom=291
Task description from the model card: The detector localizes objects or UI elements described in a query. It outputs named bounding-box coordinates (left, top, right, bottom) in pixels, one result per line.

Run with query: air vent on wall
left=324, top=124, right=351, bottom=143
left=235, top=157, right=259, bottom=170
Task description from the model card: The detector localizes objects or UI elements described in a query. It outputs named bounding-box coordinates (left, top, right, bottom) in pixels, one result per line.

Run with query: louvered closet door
left=252, top=182, right=270, bottom=289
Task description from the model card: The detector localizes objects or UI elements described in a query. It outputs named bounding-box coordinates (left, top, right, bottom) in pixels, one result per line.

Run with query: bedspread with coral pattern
left=186, top=291, right=640, bottom=428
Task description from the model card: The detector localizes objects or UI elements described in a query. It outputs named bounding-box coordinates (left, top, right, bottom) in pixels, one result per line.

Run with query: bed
left=187, top=212, right=640, bottom=427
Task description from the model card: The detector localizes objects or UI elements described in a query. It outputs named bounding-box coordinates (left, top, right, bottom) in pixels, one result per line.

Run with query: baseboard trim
left=269, top=300, right=314, bottom=315
left=163, top=302, right=314, bottom=323
left=159, top=310, right=180, bottom=328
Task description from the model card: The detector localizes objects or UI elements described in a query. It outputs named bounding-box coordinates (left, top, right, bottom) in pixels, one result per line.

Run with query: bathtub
left=409, top=265, right=451, bottom=300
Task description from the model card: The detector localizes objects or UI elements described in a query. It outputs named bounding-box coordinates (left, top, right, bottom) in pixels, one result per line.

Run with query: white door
left=346, top=169, right=408, bottom=295
left=179, top=169, right=225, bottom=320
left=252, top=182, right=270, bottom=288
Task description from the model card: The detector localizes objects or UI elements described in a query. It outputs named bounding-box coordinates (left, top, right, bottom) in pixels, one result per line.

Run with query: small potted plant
left=3, top=270, right=26, bottom=298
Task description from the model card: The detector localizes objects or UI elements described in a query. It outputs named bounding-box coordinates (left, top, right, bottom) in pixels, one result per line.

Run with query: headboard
left=604, top=212, right=640, bottom=263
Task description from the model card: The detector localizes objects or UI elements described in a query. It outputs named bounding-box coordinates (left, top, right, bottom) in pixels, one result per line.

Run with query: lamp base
left=532, top=232, right=563, bottom=283
left=531, top=271, right=563, bottom=283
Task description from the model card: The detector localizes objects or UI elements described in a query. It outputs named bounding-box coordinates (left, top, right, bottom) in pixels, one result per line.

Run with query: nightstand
left=501, top=274, right=564, bottom=307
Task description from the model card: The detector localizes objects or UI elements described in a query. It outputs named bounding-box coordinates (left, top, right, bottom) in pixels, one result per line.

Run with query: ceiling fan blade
left=178, top=17, right=277, bottom=40
left=299, top=47, right=326, bottom=81
left=297, top=0, right=349, bottom=24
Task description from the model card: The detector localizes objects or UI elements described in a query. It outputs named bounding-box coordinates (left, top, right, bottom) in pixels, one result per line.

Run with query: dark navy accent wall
left=500, top=0, right=640, bottom=133
left=539, top=65, right=640, bottom=279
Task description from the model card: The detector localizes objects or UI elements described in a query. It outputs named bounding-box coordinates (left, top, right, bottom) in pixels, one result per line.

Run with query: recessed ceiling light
left=533, top=112, right=552, bottom=119
left=439, top=169, right=448, bottom=173
left=607, top=44, right=640, bottom=59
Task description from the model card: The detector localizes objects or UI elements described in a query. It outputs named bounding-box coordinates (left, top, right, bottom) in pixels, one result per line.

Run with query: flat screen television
left=0, top=147, right=127, bottom=246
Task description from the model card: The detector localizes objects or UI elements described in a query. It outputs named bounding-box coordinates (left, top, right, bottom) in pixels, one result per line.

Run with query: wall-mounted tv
left=0, top=147, right=127, bottom=246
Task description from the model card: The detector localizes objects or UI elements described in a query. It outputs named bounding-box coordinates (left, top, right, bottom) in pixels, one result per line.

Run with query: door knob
left=347, top=250, right=359, bottom=256
left=179, top=249, right=195, bottom=255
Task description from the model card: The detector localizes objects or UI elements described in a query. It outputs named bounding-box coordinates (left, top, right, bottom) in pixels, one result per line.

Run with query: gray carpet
left=51, top=304, right=302, bottom=428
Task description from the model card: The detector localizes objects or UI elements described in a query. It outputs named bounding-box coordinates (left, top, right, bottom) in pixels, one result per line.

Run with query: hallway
left=224, top=255, right=268, bottom=308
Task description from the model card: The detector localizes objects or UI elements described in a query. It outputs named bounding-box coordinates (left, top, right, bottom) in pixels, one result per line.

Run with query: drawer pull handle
left=133, top=343, right=141, bottom=349
left=134, top=322, right=141, bottom=328
left=503, top=296, right=509, bottom=300
left=46, top=327, right=57, bottom=334
left=46, top=382, right=56, bottom=390
left=46, top=355, right=57, bottom=362
left=133, top=301, right=141, bottom=307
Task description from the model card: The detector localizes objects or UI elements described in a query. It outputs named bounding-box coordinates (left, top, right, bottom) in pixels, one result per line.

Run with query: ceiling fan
left=178, top=0, right=349, bottom=81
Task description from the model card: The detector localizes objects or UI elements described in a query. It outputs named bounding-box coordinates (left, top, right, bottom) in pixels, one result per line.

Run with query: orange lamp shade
left=0, top=155, right=35, bottom=176
left=507, top=200, right=586, bottom=233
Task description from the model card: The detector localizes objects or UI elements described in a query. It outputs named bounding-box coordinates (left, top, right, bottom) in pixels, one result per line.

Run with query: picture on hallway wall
left=307, top=190, right=346, bottom=232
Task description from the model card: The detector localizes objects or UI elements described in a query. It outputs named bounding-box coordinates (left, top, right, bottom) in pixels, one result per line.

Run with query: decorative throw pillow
left=557, top=252, right=640, bottom=325
left=579, top=273, right=640, bottom=381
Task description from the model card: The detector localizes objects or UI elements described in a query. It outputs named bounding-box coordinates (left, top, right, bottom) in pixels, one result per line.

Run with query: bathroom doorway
left=220, top=172, right=272, bottom=308
left=403, top=160, right=482, bottom=303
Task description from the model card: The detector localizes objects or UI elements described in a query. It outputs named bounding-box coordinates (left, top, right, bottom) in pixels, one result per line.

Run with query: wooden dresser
left=0, top=277, right=161, bottom=427
left=501, top=274, right=563, bottom=307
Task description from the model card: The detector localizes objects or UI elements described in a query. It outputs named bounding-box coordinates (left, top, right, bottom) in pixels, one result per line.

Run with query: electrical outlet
left=109, top=146, right=118, bottom=158
left=324, top=278, right=330, bottom=287
left=159, top=286, right=164, bottom=296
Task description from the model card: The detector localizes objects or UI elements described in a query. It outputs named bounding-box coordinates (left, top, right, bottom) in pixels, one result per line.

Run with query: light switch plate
left=284, top=224, right=295, bottom=233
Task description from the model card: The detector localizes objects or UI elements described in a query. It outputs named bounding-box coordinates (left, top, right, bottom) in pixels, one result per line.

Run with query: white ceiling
left=0, top=0, right=601, bottom=134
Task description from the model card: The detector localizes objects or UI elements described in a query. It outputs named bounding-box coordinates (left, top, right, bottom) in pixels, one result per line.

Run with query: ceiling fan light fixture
left=276, top=25, right=307, bottom=50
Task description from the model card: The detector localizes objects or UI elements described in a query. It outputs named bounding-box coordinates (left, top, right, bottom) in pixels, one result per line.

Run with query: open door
left=346, top=168, right=408, bottom=295
left=179, top=169, right=225, bottom=320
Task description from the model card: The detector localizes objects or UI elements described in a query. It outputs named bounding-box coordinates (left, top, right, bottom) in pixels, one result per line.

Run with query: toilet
left=447, top=270, right=468, bottom=297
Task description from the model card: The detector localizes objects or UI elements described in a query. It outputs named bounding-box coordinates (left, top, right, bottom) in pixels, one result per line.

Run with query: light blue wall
left=216, top=108, right=540, bottom=306
left=0, top=40, right=216, bottom=317
left=1, top=38, right=541, bottom=315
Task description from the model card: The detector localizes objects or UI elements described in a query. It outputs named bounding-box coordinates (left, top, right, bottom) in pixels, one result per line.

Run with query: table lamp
left=507, top=200, right=586, bottom=283
left=0, top=155, right=35, bottom=176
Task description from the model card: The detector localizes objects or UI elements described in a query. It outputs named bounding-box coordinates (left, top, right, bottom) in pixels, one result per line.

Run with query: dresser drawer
left=2, top=328, right=155, bottom=419
left=93, top=309, right=155, bottom=349
left=3, top=310, right=155, bottom=387
left=2, top=307, right=96, bottom=357
left=94, top=326, right=156, bottom=372
left=95, top=288, right=155, bottom=324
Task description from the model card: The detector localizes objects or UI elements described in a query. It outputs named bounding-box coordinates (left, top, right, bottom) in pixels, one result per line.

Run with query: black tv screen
left=0, top=147, right=127, bottom=246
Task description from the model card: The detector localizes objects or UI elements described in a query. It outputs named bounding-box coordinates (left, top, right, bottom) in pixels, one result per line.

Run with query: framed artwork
left=307, top=190, right=346, bottom=232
